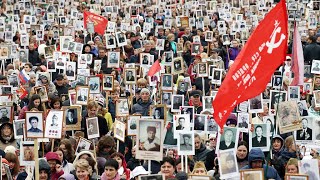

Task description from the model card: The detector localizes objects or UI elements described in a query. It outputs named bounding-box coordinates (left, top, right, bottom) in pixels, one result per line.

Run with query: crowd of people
left=0, top=0, right=319, bottom=179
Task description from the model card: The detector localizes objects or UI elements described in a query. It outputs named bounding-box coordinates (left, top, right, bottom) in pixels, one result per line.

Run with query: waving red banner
left=212, top=0, right=288, bottom=129
left=83, top=11, right=108, bottom=35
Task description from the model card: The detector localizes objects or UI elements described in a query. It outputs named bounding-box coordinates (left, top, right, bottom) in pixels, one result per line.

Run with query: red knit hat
left=45, top=152, right=61, bottom=164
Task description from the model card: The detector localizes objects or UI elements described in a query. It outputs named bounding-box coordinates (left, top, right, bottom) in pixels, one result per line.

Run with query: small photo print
left=240, top=169, right=264, bottom=180
left=177, top=132, right=194, bottom=155
left=113, top=119, right=126, bottom=142
left=299, top=159, right=320, bottom=180
left=249, top=123, right=270, bottom=151
left=13, top=119, right=25, bottom=139
left=44, top=110, right=64, bottom=139
left=76, top=137, right=92, bottom=154
left=218, top=149, right=239, bottom=179
left=25, top=112, right=44, bottom=138
left=86, top=117, right=100, bottom=139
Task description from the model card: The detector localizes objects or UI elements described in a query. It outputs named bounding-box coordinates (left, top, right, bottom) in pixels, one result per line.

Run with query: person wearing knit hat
left=39, top=158, right=51, bottom=180
left=132, top=88, right=153, bottom=116
left=58, top=173, right=75, bottom=180
left=45, top=152, right=64, bottom=180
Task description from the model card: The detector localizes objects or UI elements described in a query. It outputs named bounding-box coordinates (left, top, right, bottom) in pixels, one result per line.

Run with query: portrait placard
left=249, top=123, right=270, bottom=151
left=44, top=110, right=64, bottom=139
left=218, top=149, right=239, bottom=179
left=86, top=117, right=100, bottom=139
left=75, top=137, right=92, bottom=154
left=25, top=111, right=44, bottom=138
left=216, top=126, right=238, bottom=151
left=284, top=174, right=308, bottom=180
left=19, top=141, right=35, bottom=166
left=171, top=95, right=184, bottom=112
left=13, top=119, right=25, bottom=139
left=136, top=119, right=164, bottom=161
left=75, top=86, right=90, bottom=105
left=34, top=86, right=48, bottom=102
left=299, top=159, right=320, bottom=180
left=62, top=106, right=81, bottom=130
left=88, top=76, right=100, bottom=94
left=240, top=169, right=264, bottom=180
left=127, top=115, right=140, bottom=136
left=113, top=119, right=126, bottom=142
left=161, top=74, right=173, bottom=91
left=295, top=116, right=315, bottom=142
left=173, top=114, right=191, bottom=138
left=103, top=75, right=114, bottom=91
left=116, top=98, right=129, bottom=116
left=124, top=68, right=136, bottom=84
left=277, top=101, right=302, bottom=134
left=177, top=131, right=194, bottom=155
left=138, top=174, right=164, bottom=180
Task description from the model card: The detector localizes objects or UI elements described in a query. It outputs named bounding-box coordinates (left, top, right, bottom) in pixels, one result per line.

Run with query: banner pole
left=34, top=139, right=39, bottom=180
left=148, top=160, right=151, bottom=174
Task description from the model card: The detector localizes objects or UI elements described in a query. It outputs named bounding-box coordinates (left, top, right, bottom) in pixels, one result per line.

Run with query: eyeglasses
left=209, top=138, right=216, bottom=141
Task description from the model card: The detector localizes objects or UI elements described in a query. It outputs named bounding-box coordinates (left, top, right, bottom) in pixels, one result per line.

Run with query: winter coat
left=100, top=172, right=120, bottom=180
left=131, top=99, right=153, bottom=116
left=303, top=42, right=320, bottom=65
left=194, top=143, right=210, bottom=164
left=127, top=157, right=142, bottom=171
left=241, top=148, right=281, bottom=180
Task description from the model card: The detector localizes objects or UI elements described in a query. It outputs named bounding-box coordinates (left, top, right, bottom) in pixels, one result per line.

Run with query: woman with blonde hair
left=74, top=159, right=93, bottom=180
left=285, top=158, right=299, bottom=174
left=191, top=161, right=207, bottom=175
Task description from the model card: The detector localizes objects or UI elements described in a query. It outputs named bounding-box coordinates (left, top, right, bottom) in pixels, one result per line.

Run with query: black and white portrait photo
left=297, top=101, right=308, bottom=117
left=218, top=127, right=238, bottom=150
left=140, top=53, right=150, bottom=66
left=63, top=106, right=81, bottom=130
left=127, top=116, right=139, bottom=136
left=116, top=32, right=127, bottom=46
left=108, top=52, right=120, bottom=67
left=207, top=116, right=218, bottom=132
left=249, top=94, right=263, bottom=113
left=218, top=149, right=239, bottom=179
left=162, top=92, right=172, bottom=106
left=8, top=75, right=19, bottom=87
left=197, top=63, right=208, bottom=77
left=194, top=114, right=206, bottom=131
left=273, top=75, right=283, bottom=88
left=151, top=106, right=165, bottom=120
left=76, top=86, right=89, bottom=105
left=65, top=62, right=76, bottom=80
left=269, top=90, right=287, bottom=115
left=191, top=43, right=201, bottom=55
left=136, top=119, right=163, bottom=161
left=173, top=114, right=191, bottom=138
left=13, top=119, right=24, bottom=139
left=173, top=57, right=184, bottom=74
left=86, top=117, right=100, bottom=139
left=75, top=138, right=92, bottom=154
left=203, top=96, right=214, bottom=111
left=212, top=68, right=222, bottom=85
left=161, top=74, right=172, bottom=90
left=0, top=106, right=11, bottom=124
left=205, top=31, right=213, bottom=42
left=116, top=99, right=129, bottom=116
left=296, top=117, right=314, bottom=141
left=88, top=76, right=100, bottom=94
left=25, top=112, right=44, bottom=138
left=311, top=60, right=320, bottom=74
left=276, top=100, right=301, bottom=134
left=106, top=34, right=116, bottom=49
left=44, top=110, right=64, bottom=139
left=299, top=159, right=320, bottom=180
left=164, top=51, right=173, bottom=64
left=171, top=95, right=184, bottom=112
left=178, top=132, right=194, bottom=155
left=249, top=123, right=270, bottom=151
left=288, top=86, right=300, bottom=100
left=237, top=113, right=249, bottom=129
left=114, top=119, right=126, bottom=142
left=125, top=69, right=136, bottom=84
left=103, top=75, right=114, bottom=91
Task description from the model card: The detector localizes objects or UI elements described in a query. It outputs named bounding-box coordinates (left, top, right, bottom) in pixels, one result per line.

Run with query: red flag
left=212, top=0, right=288, bottom=129
left=148, top=60, right=161, bottom=77
left=83, top=11, right=108, bottom=35
left=290, top=23, right=305, bottom=86
left=16, top=85, right=28, bottom=99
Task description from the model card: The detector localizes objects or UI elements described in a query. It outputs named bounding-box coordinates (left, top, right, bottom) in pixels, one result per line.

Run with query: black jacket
left=303, top=42, right=320, bottom=65
left=81, top=115, right=109, bottom=139
left=55, top=83, right=69, bottom=96
left=28, top=50, right=41, bottom=66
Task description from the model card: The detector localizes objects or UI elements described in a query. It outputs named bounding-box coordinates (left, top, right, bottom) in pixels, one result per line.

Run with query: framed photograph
left=103, top=75, right=114, bottom=91
left=116, top=32, right=127, bottom=46
left=217, top=126, right=238, bottom=150
left=62, top=106, right=81, bottom=130
left=212, top=68, right=222, bottom=85
left=311, top=60, right=320, bottom=74
left=197, top=63, right=208, bottom=77
left=138, top=174, right=164, bottom=180
left=273, top=75, right=283, bottom=88
left=248, top=94, right=263, bottom=113
left=75, top=137, right=92, bottom=154
left=189, top=175, right=211, bottom=180
left=314, top=90, right=320, bottom=107
left=277, top=101, right=302, bottom=134
left=177, top=81, right=188, bottom=95
left=44, top=110, right=64, bottom=139
left=205, top=31, right=213, bottom=42
left=25, top=111, right=44, bottom=138
left=113, top=119, right=126, bottom=142
left=269, top=90, right=287, bottom=116
left=60, top=36, right=73, bottom=52
left=107, top=51, right=120, bottom=68
left=65, top=61, right=76, bottom=80
left=164, top=51, right=173, bottom=64
left=13, top=119, right=24, bottom=139
left=161, top=92, right=172, bottom=107
left=0, top=106, right=12, bottom=124
left=288, top=86, right=300, bottom=101
left=116, top=98, right=129, bottom=116
left=263, top=116, right=275, bottom=137
left=161, top=74, right=173, bottom=91
left=218, top=149, right=239, bottom=179
left=150, top=105, right=167, bottom=121
left=295, top=116, right=314, bottom=142
left=240, top=169, right=264, bottom=180
left=299, top=159, right=320, bottom=180
left=173, top=114, right=191, bottom=138
left=8, top=75, right=19, bottom=87
left=75, top=86, right=90, bottom=105
left=297, top=101, right=309, bottom=117
left=20, top=142, right=35, bottom=166
left=203, top=96, right=214, bottom=111
left=106, top=34, right=116, bottom=49
left=88, top=76, right=100, bottom=94
left=249, top=123, right=270, bottom=151
left=303, top=83, right=312, bottom=94
left=237, top=112, right=249, bottom=130
left=34, top=86, right=49, bottom=102
left=0, top=46, right=9, bottom=59
left=125, top=68, right=136, bottom=84
left=177, top=131, right=194, bottom=155
left=191, top=43, right=201, bottom=55
left=136, top=119, right=164, bottom=161
left=172, top=57, right=184, bottom=74
left=86, top=117, right=100, bottom=139
left=284, top=174, right=308, bottom=180
left=127, top=115, right=140, bottom=136
left=171, top=94, right=184, bottom=112
left=194, top=114, right=206, bottom=131
left=140, top=53, right=151, bottom=66
left=206, top=115, right=219, bottom=132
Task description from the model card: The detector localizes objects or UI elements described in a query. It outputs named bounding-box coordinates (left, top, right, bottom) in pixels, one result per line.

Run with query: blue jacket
left=241, top=148, right=281, bottom=180
left=132, top=99, right=153, bottom=116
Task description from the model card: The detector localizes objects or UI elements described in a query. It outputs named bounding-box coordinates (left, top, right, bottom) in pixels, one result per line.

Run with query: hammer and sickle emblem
left=266, top=27, right=286, bottom=54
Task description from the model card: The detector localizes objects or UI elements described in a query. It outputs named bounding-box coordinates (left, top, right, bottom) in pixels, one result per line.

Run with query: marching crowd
left=0, top=0, right=320, bottom=179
